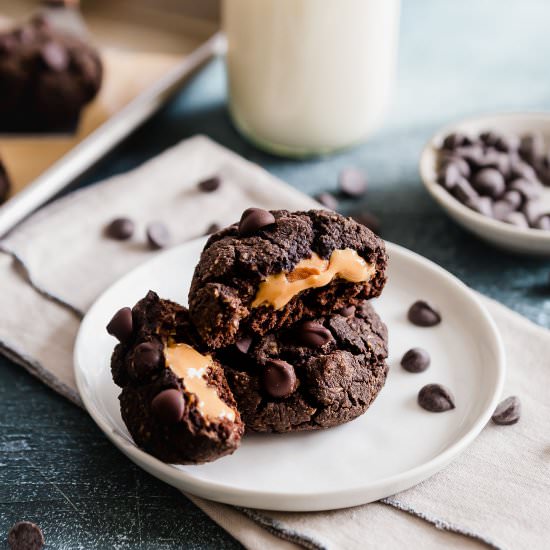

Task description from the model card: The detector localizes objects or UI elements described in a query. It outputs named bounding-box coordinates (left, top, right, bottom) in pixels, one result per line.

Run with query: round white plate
left=420, top=112, right=550, bottom=256
left=74, top=238, right=505, bottom=511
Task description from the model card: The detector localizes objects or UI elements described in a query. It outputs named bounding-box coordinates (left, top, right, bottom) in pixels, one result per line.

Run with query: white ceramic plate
left=420, top=112, right=550, bottom=256
left=74, top=238, right=505, bottom=511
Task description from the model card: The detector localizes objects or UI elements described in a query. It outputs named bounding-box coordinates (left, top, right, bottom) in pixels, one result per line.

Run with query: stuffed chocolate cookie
left=221, top=301, right=388, bottom=433
left=189, top=209, right=387, bottom=349
left=108, top=291, right=243, bottom=464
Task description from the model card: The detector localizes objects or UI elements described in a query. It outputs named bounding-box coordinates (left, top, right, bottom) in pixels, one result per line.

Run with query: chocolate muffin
left=0, top=15, right=102, bottom=133
left=189, top=209, right=387, bottom=349
left=108, top=291, right=244, bottom=465
left=221, top=301, right=388, bottom=433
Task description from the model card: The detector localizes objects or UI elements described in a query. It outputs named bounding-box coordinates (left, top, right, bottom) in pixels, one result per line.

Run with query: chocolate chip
left=510, top=159, right=538, bottom=182
left=104, top=217, right=134, bottom=240
left=523, top=199, right=547, bottom=227
left=508, top=178, right=543, bottom=201
left=263, top=359, right=297, bottom=398
left=407, top=300, right=441, bottom=327
left=315, top=192, right=338, bottom=210
left=456, top=145, right=484, bottom=168
left=437, top=163, right=463, bottom=191
left=0, top=160, right=11, bottom=204
left=502, top=189, right=523, bottom=209
left=204, top=222, right=220, bottom=235
left=494, top=134, right=519, bottom=153
left=296, top=321, right=332, bottom=347
left=535, top=215, right=550, bottom=230
left=440, top=155, right=471, bottom=179
left=151, top=389, right=185, bottom=424
left=503, top=211, right=529, bottom=229
left=465, top=196, right=493, bottom=217
left=442, top=132, right=472, bottom=150
left=8, top=521, right=44, bottom=550
left=519, top=133, right=545, bottom=164
left=238, top=208, right=276, bottom=236
left=131, top=342, right=161, bottom=378
left=472, top=168, right=505, bottom=198
left=418, top=384, right=455, bottom=412
left=491, top=395, right=521, bottom=425
left=351, top=210, right=380, bottom=233
left=401, top=347, right=431, bottom=373
left=235, top=336, right=252, bottom=354
left=106, top=307, right=133, bottom=342
left=339, top=305, right=356, bottom=317
left=493, top=199, right=515, bottom=221
left=452, top=178, right=479, bottom=204
left=339, top=168, right=368, bottom=197
left=40, top=41, right=69, bottom=71
left=197, top=176, right=221, bottom=193
left=146, top=222, right=171, bottom=249
left=479, top=130, right=502, bottom=147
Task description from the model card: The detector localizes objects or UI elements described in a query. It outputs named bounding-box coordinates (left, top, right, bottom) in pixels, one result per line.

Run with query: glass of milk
left=223, top=0, right=400, bottom=157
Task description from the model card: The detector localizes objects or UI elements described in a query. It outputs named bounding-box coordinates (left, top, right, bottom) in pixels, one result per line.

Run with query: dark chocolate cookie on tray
left=220, top=300, right=388, bottom=433
left=108, top=291, right=244, bottom=464
left=189, top=209, right=387, bottom=349
left=0, top=15, right=102, bottom=133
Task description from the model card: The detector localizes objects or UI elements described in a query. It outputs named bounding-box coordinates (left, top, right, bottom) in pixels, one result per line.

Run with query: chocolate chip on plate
left=509, top=158, right=538, bottom=182
left=339, top=305, right=356, bottom=317
left=491, top=395, right=521, bottom=425
left=418, top=383, right=455, bottom=412
left=315, top=192, right=339, bottom=210
left=197, top=175, right=221, bottom=193
left=296, top=321, right=332, bottom=347
left=519, top=133, right=545, bottom=164
left=104, top=217, right=135, bottom=240
left=263, top=359, right=297, bottom=398
left=407, top=300, right=441, bottom=327
left=146, top=221, right=171, bottom=249
left=235, top=336, right=252, bottom=355
left=131, top=342, right=161, bottom=378
left=0, top=160, right=11, bottom=204
left=339, top=167, right=368, bottom=197
left=238, top=208, right=276, bottom=236
left=204, top=222, right=220, bottom=235
left=8, top=521, right=44, bottom=550
left=401, top=347, right=431, bottom=373
left=502, top=189, right=523, bottom=209
left=472, top=168, right=505, bottom=198
left=106, top=307, right=133, bottom=342
left=151, top=389, right=185, bottom=424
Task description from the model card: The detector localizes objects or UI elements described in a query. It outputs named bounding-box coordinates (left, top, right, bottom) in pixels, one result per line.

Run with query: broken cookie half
left=108, top=291, right=243, bottom=464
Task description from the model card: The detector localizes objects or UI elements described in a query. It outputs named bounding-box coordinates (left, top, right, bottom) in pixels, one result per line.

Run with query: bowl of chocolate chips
left=420, top=113, right=550, bottom=255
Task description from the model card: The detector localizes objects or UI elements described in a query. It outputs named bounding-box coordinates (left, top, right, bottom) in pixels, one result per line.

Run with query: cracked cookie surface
left=220, top=301, right=389, bottom=433
left=109, top=291, right=244, bottom=464
left=189, top=209, right=387, bottom=349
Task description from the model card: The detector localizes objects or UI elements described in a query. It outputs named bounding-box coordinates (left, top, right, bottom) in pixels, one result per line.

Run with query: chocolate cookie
left=189, top=209, right=387, bottom=348
left=221, top=301, right=388, bottom=433
left=109, top=291, right=243, bottom=464
left=0, top=15, right=102, bottom=133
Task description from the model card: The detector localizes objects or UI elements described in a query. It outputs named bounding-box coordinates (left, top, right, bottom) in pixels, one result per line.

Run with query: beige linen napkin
left=1, top=136, right=548, bottom=550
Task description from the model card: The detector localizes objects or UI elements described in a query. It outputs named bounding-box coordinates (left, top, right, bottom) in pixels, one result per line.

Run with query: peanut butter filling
left=251, top=248, right=375, bottom=310
left=164, top=343, right=235, bottom=422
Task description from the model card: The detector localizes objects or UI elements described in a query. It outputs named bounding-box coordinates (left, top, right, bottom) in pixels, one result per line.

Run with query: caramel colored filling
left=251, top=248, right=375, bottom=310
left=164, top=344, right=235, bottom=422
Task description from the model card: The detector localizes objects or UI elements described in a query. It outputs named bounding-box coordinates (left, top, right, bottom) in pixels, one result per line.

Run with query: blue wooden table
left=2, top=1, right=550, bottom=548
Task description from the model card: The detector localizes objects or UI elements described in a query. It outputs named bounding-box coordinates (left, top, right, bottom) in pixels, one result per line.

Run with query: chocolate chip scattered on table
left=492, top=395, right=521, bottom=425
left=436, top=130, right=550, bottom=230
left=0, top=158, right=11, bottom=205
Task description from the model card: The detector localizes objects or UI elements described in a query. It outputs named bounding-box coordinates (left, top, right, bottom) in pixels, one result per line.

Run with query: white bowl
left=420, top=112, right=550, bottom=256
